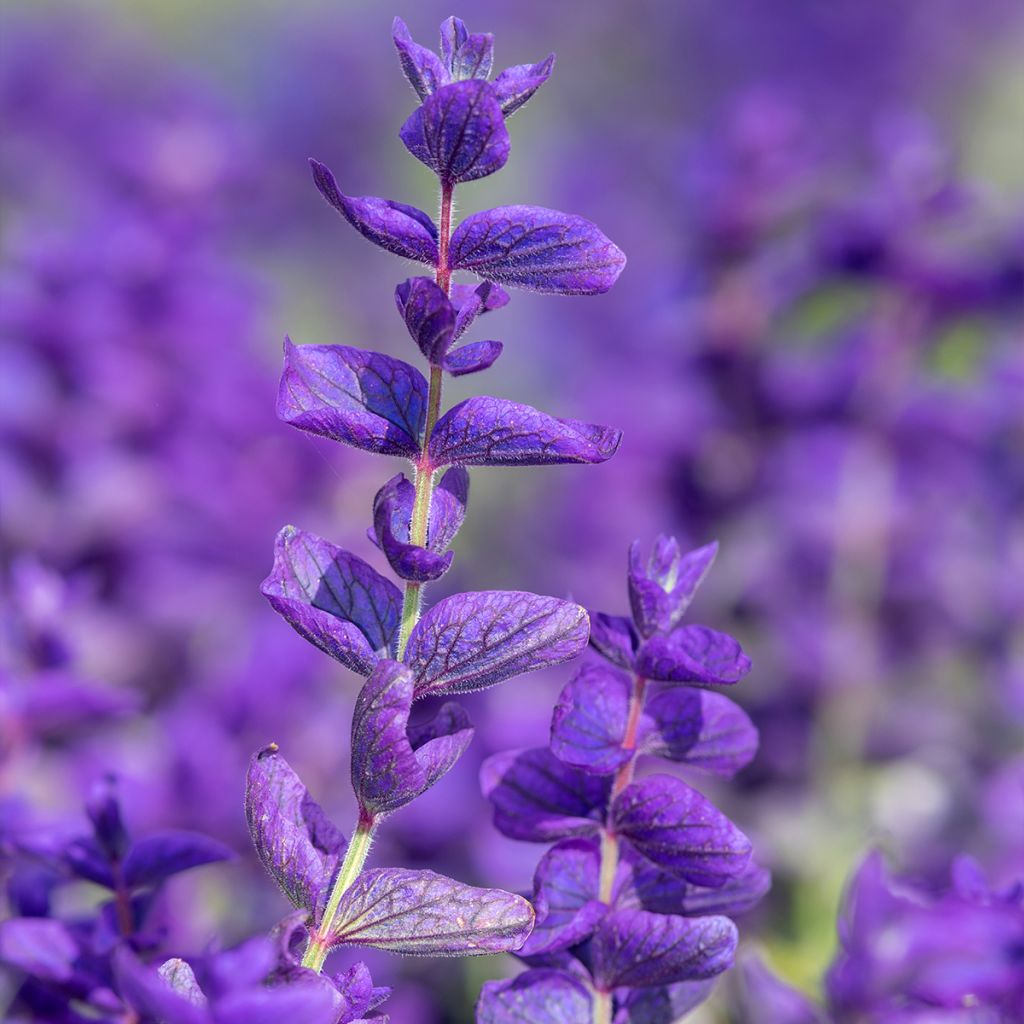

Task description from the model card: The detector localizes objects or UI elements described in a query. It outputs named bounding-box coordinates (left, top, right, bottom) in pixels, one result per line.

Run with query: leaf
left=392, top=17, right=448, bottom=101
left=261, top=526, right=402, bottom=675
left=451, top=280, right=510, bottom=342
left=613, top=979, right=717, bottom=1024
left=636, top=625, right=751, bottom=686
left=611, top=774, right=752, bottom=888
left=628, top=538, right=719, bottom=638
left=121, top=831, right=234, bottom=890
left=477, top=969, right=592, bottom=1024
left=158, top=959, right=207, bottom=1007
left=245, top=744, right=346, bottom=916
left=394, top=277, right=455, bottom=363
left=400, top=81, right=510, bottom=185
left=591, top=909, right=737, bottom=989
left=329, top=868, right=534, bottom=955
left=278, top=338, right=427, bottom=457
left=550, top=663, right=634, bottom=775
left=480, top=747, right=609, bottom=842
left=114, top=946, right=208, bottom=1024
left=739, top=959, right=827, bottom=1024
left=588, top=611, right=639, bottom=670
left=0, top=918, right=77, bottom=982
left=442, top=340, right=504, bottom=377
left=428, top=396, right=621, bottom=467
left=440, top=19, right=494, bottom=81
left=371, top=474, right=454, bottom=583
left=404, top=590, right=590, bottom=696
left=491, top=55, right=556, bottom=117
left=450, top=205, right=625, bottom=295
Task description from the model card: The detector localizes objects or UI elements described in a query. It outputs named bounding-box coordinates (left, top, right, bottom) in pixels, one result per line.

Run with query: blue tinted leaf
left=550, top=663, right=634, bottom=775
left=121, top=831, right=234, bottom=890
left=477, top=969, right=591, bottom=1024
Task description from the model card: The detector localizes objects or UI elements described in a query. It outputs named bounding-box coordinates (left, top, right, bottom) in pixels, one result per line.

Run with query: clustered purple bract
left=477, top=537, right=768, bottom=1021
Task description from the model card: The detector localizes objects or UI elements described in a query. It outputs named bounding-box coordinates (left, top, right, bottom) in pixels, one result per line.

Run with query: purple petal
left=628, top=538, right=718, bottom=637
left=394, top=277, right=455, bottom=364
left=639, top=690, right=758, bottom=777
left=372, top=475, right=454, bottom=583
left=477, top=969, right=592, bottom=1023
left=591, top=909, right=737, bottom=989
left=611, top=774, right=752, bottom=888
left=329, top=867, right=534, bottom=955
left=613, top=979, right=717, bottom=1024
left=121, top=831, right=234, bottom=890
left=310, top=159, right=439, bottom=264
left=0, top=918, right=78, bottom=982
left=392, top=17, right=448, bottom=100
left=278, top=338, right=427, bottom=457
left=588, top=612, right=640, bottom=670
left=442, top=340, right=504, bottom=377
left=261, top=526, right=402, bottom=675
left=492, top=55, right=556, bottom=117
left=550, top=663, right=634, bottom=775
left=451, top=280, right=510, bottom=342
left=450, top=206, right=626, bottom=295
left=404, top=591, right=590, bottom=696
left=637, top=625, right=752, bottom=686
left=480, top=747, right=609, bottom=842
left=114, top=947, right=208, bottom=1024
left=400, top=81, right=510, bottom=185
left=245, top=745, right=346, bottom=916
left=429, top=396, right=621, bottom=467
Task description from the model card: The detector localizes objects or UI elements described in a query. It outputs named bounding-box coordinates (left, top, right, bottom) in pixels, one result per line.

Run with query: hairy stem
left=593, top=989, right=613, bottom=1024
left=302, top=816, right=377, bottom=972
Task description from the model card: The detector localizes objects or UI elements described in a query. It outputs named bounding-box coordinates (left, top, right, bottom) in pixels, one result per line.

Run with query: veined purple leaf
left=404, top=591, right=590, bottom=696
left=550, top=663, right=634, bottom=775
left=589, top=612, right=639, bottom=670
left=400, top=81, right=510, bottom=185
left=394, top=277, right=455, bottom=364
left=492, top=55, right=556, bottom=117
left=372, top=475, right=454, bottom=583
left=261, top=526, right=401, bottom=675
left=122, top=831, right=234, bottom=890
left=428, top=466, right=470, bottom=550
left=245, top=745, right=346, bottom=916
left=477, top=969, right=592, bottom=1024
left=613, top=979, right=717, bottom=1024
left=439, top=16, right=468, bottom=69
left=329, top=868, right=533, bottom=955
left=628, top=538, right=718, bottom=638
left=440, top=18, right=494, bottom=81
left=611, top=775, right=752, bottom=888
left=636, top=625, right=751, bottom=686
left=428, top=397, right=621, bottom=467
left=310, top=159, right=439, bottom=264
left=351, top=660, right=473, bottom=817
left=451, top=280, right=510, bottom=341
left=0, top=918, right=77, bottom=982
left=480, top=747, right=609, bottom=842
left=639, top=690, right=758, bottom=777
left=442, top=340, right=504, bottom=377
left=450, top=206, right=626, bottom=295
left=392, top=17, right=448, bottom=100
left=591, top=909, right=737, bottom=989
left=278, top=338, right=427, bottom=457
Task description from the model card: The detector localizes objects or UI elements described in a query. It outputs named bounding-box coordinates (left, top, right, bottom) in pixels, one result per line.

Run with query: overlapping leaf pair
left=479, top=538, right=767, bottom=1022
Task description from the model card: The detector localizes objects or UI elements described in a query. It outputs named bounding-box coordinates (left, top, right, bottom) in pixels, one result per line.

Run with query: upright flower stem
left=593, top=990, right=613, bottom=1024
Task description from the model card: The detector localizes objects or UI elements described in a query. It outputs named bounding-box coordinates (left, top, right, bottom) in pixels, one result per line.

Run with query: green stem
left=592, top=989, right=613, bottom=1024
left=301, top=816, right=377, bottom=972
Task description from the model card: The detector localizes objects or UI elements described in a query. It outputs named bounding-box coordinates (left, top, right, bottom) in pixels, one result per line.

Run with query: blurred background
left=2, top=1, right=1024, bottom=1020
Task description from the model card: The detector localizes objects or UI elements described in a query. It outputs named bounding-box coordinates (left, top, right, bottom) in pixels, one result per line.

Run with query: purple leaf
left=740, top=959, right=827, bottom=1024
left=392, top=17, right=448, bottom=101
left=451, top=280, right=510, bottom=342
left=591, top=909, right=737, bottom=989
left=440, top=18, right=495, bottom=81
left=428, top=396, right=621, bottom=467
left=404, top=591, right=590, bottom=696
left=394, top=277, right=455, bottom=364
left=372, top=474, right=454, bottom=583
left=477, top=969, right=592, bottom=1023
left=351, top=660, right=474, bottom=817
left=588, top=612, right=639, bottom=670
left=550, top=663, right=634, bottom=775
left=639, top=690, right=758, bottom=777
left=611, top=775, right=752, bottom=888
left=450, top=206, right=626, bottom=295
left=628, top=538, right=718, bottom=638
left=310, top=159, right=438, bottom=264
left=429, top=466, right=470, bottom=551
left=329, top=867, right=534, bottom=955
left=400, top=81, right=510, bottom=185
left=636, top=625, right=752, bottom=686
left=121, top=831, right=234, bottom=890
left=86, top=774, right=128, bottom=860
left=63, top=835, right=115, bottom=887
left=245, top=744, right=346, bottom=916
left=115, top=947, right=207, bottom=1024
left=480, top=747, right=609, bottom=842
left=613, top=979, right=717, bottom=1024
left=278, top=338, right=427, bottom=457
left=214, top=984, right=341, bottom=1024
left=442, top=340, right=504, bottom=377
left=261, top=526, right=402, bottom=675
left=0, top=918, right=78, bottom=982
left=492, top=55, right=556, bottom=117
left=439, top=16, right=468, bottom=70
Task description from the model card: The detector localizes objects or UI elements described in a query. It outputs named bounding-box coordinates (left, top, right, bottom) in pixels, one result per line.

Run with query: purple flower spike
left=451, top=280, right=510, bottom=340
left=477, top=969, right=592, bottom=1023
left=400, top=81, right=510, bottom=185
left=450, top=206, right=626, bottom=294
left=639, top=690, right=759, bottom=777
left=611, top=774, right=753, bottom=888
left=404, top=590, right=590, bottom=696
left=245, top=745, right=347, bottom=917
left=394, top=277, right=456, bottom=364
left=637, top=625, right=752, bottom=686
left=351, top=660, right=474, bottom=817
left=371, top=474, right=455, bottom=583
left=278, top=338, right=427, bottom=457
left=481, top=747, right=609, bottom=842
left=392, top=17, right=447, bottom=101
left=442, top=339, right=504, bottom=377
left=429, top=396, right=622, bottom=467
left=261, top=526, right=401, bottom=675
left=492, top=55, right=556, bottom=117
left=628, top=538, right=718, bottom=638
left=327, top=868, right=534, bottom=955
left=614, top=979, right=718, bottom=1024
left=591, top=909, right=738, bottom=989
left=440, top=17, right=495, bottom=82
left=550, top=663, right=634, bottom=775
